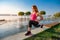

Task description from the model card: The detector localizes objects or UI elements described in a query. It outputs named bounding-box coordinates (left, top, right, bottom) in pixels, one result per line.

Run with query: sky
left=0, top=0, right=60, bottom=15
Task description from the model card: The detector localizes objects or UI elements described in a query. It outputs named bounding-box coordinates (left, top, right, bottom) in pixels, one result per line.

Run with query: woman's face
left=32, top=7, right=35, bottom=12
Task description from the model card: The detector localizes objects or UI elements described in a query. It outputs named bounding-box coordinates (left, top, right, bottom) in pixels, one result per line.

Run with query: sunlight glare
left=0, top=5, right=18, bottom=14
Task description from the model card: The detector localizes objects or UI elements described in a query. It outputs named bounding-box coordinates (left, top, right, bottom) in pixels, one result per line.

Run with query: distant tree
left=39, top=11, right=46, bottom=15
left=25, top=11, right=31, bottom=15
left=18, top=12, right=24, bottom=16
left=54, top=12, right=60, bottom=17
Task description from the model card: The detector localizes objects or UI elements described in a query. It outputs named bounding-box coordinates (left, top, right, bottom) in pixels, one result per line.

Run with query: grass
left=24, top=23, right=60, bottom=40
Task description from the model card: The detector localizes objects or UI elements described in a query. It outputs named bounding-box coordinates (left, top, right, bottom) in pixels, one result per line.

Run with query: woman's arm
left=36, top=13, right=43, bottom=21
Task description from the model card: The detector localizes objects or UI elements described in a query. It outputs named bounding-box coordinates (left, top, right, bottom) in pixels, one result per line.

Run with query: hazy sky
left=0, top=0, right=60, bottom=15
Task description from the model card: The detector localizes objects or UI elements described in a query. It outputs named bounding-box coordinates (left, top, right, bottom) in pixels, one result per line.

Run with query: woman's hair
left=32, top=5, right=38, bottom=13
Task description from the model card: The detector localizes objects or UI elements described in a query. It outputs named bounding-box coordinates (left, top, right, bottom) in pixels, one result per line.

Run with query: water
left=0, top=20, right=29, bottom=39
left=0, top=22, right=18, bottom=38
left=0, top=16, right=60, bottom=39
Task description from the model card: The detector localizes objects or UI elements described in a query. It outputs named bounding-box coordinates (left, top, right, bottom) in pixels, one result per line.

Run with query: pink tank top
left=30, top=12, right=37, bottom=21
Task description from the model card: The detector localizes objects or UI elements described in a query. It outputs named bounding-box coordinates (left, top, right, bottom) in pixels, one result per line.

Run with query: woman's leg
left=32, top=21, right=40, bottom=27
left=25, top=20, right=32, bottom=36
left=32, top=21, right=43, bottom=28
left=28, top=26, right=31, bottom=32
left=27, top=20, right=32, bottom=32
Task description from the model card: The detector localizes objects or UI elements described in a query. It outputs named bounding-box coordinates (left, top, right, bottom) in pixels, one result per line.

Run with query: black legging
left=29, top=20, right=40, bottom=28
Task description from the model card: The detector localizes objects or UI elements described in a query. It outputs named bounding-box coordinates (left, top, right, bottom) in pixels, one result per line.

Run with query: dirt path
left=44, top=22, right=59, bottom=27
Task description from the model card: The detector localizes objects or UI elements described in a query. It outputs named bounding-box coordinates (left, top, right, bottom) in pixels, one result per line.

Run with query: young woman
left=25, top=5, right=43, bottom=36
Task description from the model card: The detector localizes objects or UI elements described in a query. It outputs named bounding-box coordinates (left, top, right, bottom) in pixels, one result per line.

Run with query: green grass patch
left=24, top=23, right=60, bottom=40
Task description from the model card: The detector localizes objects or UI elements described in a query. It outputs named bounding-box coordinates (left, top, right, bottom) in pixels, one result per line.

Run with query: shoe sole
left=25, top=33, right=32, bottom=36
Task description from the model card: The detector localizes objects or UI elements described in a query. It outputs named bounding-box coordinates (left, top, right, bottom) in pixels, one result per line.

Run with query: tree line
left=18, top=11, right=60, bottom=18
left=18, top=11, right=46, bottom=16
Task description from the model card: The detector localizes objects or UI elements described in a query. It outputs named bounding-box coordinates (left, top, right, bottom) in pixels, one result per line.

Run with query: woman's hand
left=39, top=15, right=43, bottom=21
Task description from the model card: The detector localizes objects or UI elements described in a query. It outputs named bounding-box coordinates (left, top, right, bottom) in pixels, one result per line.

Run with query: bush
left=25, top=11, right=31, bottom=15
left=18, top=12, right=24, bottom=16
left=39, top=11, right=46, bottom=15
left=54, top=12, right=60, bottom=17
